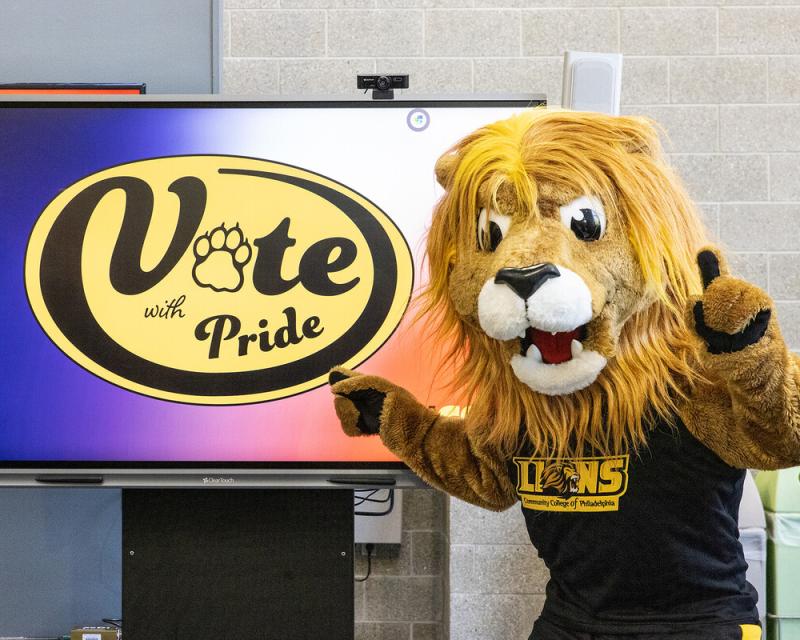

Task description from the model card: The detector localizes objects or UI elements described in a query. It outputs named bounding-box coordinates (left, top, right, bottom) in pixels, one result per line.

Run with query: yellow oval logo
left=25, top=155, right=413, bottom=404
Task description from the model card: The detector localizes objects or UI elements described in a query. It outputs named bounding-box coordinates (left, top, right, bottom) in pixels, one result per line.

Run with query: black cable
left=355, top=543, right=374, bottom=582
left=354, top=489, right=394, bottom=516
left=354, top=492, right=392, bottom=507
left=353, top=488, right=379, bottom=506
left=358, top=491, right=392, bottom=504
left=102, top=619, right=122, bottom=629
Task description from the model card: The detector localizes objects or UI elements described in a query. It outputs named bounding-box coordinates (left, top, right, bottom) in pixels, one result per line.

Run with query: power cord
left=354, top=488, right=394, bottom=516
left=355, top=543, right=375, bottom=582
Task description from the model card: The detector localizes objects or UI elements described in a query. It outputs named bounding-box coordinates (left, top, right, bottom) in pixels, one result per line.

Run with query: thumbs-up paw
left=689, top=247, right=772, bottom=354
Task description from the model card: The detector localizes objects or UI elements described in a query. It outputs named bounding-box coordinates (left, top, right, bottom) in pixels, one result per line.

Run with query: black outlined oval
left=25, top=155, right=414, bottom=404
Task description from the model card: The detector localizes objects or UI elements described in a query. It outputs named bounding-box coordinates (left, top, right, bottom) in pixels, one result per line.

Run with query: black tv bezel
left=0, top=95, right=544, bottom=476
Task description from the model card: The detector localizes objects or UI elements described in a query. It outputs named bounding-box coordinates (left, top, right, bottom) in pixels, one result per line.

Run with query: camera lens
left=376, top=75, right=392, bottom=91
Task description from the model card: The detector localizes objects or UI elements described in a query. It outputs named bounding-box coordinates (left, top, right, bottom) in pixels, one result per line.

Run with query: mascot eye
left=559, top=196, right=606, bottom=242
left=477, top=208, right=512, bottom=252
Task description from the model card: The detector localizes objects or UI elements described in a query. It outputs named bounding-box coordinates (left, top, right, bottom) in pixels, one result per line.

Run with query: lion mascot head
left=421, top=109, right=708, bottom=459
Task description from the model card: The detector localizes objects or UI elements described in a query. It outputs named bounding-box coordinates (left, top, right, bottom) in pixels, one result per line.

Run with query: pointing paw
left=192, top=223, right=252, bottom=293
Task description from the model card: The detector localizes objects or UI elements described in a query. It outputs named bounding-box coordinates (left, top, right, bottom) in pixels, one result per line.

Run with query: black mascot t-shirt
left=508, top=416, right=759, bottom=634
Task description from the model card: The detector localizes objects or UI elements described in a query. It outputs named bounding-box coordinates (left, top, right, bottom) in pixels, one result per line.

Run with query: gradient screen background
left=0, top=100, right=532, bottom=466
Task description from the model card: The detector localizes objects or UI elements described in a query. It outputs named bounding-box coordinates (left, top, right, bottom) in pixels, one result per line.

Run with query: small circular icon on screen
left=407, top=108, right=430, bottom=132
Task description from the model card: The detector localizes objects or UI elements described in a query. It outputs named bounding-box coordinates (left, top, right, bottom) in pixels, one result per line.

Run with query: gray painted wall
left=0, top=489, right=121, bottom=635
left=0, top=0, right=221, bottom=93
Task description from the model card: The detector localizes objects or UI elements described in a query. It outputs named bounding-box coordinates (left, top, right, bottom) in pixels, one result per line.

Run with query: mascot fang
left=330, top=109, right=799, bottom=640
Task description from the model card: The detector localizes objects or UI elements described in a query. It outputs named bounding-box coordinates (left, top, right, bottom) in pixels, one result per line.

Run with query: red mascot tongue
left=529, top=328, right=580, bottom=364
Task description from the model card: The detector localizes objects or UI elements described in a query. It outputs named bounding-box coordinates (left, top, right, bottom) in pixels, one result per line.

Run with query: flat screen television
left=0, top=96, right=544, bottom=486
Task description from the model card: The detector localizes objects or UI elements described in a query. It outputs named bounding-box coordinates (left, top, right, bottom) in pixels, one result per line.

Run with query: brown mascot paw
left=691, top=247, right=772, bottom=354
left=329, top=367, right=390, bottom=437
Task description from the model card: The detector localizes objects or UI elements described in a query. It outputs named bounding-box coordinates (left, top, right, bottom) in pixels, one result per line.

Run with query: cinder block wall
left=223, top=2, right=800, bottom=639
left=354, top=489, right=448, bottom=640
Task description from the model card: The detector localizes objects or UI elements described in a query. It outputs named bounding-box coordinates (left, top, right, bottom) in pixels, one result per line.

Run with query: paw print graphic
left=191, top=223, right=252, bottom=293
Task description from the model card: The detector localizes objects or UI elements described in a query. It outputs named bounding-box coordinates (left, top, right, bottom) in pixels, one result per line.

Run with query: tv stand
left=122, top=488, right=354, bottom=639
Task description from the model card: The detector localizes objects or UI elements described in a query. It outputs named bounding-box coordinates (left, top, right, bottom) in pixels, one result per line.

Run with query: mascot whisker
left=330, top=109, right=799, bottom=640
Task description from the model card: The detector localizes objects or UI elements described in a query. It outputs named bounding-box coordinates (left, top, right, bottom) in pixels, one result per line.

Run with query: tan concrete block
left=223, top=10, right=231, bottom=57
left=227, top=0, right=279, bottom=6
left=449, top=497, right=529, bottom=544
left=328, top=10, right=423, bottom=56
left=377, top=58, right=473, bottom=93
left=356, top=580, right=367, bottom=622
left=769, top=57, right=800, bottom=103
left=230, top=10, right=325, bottom=57
left=673, top=0, right=800, bottom=5
left=425, top=10, right=520, bottom=57
left=468, top=544, right=548, bottom=594
left=479, top=0, right=524, bottom=8
left=284, top=0, right=373, bottom=6
left=473, top=58, right=561, bottom=104
left=521, top=0, right=661, bottom=5
left=521, top=9, right=618, bottom=56
left=356, top=623, right=412, bottom=640
left=450, top=593, right=543, bottom=640
left=771, top=154, right=800, bottom=202
left=727, top=253, right=769, bottom=291
left=699, top=203, right=720, bottom=242
left=622, top=106, right=717, bottom=153
left=621, top=57, right=669, bottom=106
left=720, top=8, right=800, bottom=55
left=669, top=154, right=768, bottom=202
left=411, top=531, right=445, bottom=576
left=670, top=57, right=767, bottom=104
left=364, top=576, right=443, bottom=621
left=720, top=105, right=800, bottom=152
left=775, top=302, right=800, bottom=349
left=410, top=623, right=441, bottom=640
left=222, top=58, right=280, bottom=95
left=621, top=8, right=716, bottom=55
left=449, top=544, right=475, bottom=593
left=279, top=58, right=374, bottom=95
left=403, top=489, right=446, bottom=531
left=720, top=204, right=800, bottom=251
left=377, top=0, right=466, bottom=8
left=769, top=254, right=800, bottom=300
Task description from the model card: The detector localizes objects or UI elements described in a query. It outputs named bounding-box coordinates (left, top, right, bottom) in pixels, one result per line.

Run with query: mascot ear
left=435, top=150, right=460, bottom=190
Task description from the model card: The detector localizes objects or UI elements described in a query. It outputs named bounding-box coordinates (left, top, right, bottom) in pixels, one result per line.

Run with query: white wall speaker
left=562, top=51, right=623, bottom=115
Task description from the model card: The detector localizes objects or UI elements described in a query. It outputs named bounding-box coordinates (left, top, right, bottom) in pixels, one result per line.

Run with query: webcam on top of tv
left=357, top=74, right=409, bottom=100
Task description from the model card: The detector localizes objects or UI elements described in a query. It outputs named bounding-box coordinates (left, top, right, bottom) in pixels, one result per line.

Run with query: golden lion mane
left=419, top=109, right=709, bottom=460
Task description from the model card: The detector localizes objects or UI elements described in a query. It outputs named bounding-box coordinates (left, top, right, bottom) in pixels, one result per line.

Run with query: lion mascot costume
left=329, top=109, right=800, bottom=640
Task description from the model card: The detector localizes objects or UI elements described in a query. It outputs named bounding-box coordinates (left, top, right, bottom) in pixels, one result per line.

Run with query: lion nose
left=495, top=263, right=560, bottom=300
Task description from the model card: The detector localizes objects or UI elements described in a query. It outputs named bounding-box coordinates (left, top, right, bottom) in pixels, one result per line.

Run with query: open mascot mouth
left=520, top=325, right=586, bottom=364
left=510, top=320, right=607, bottom=396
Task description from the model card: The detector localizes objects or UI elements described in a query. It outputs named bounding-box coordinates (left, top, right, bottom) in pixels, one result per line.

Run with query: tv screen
left=0, top=97, right=543, bottom=483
